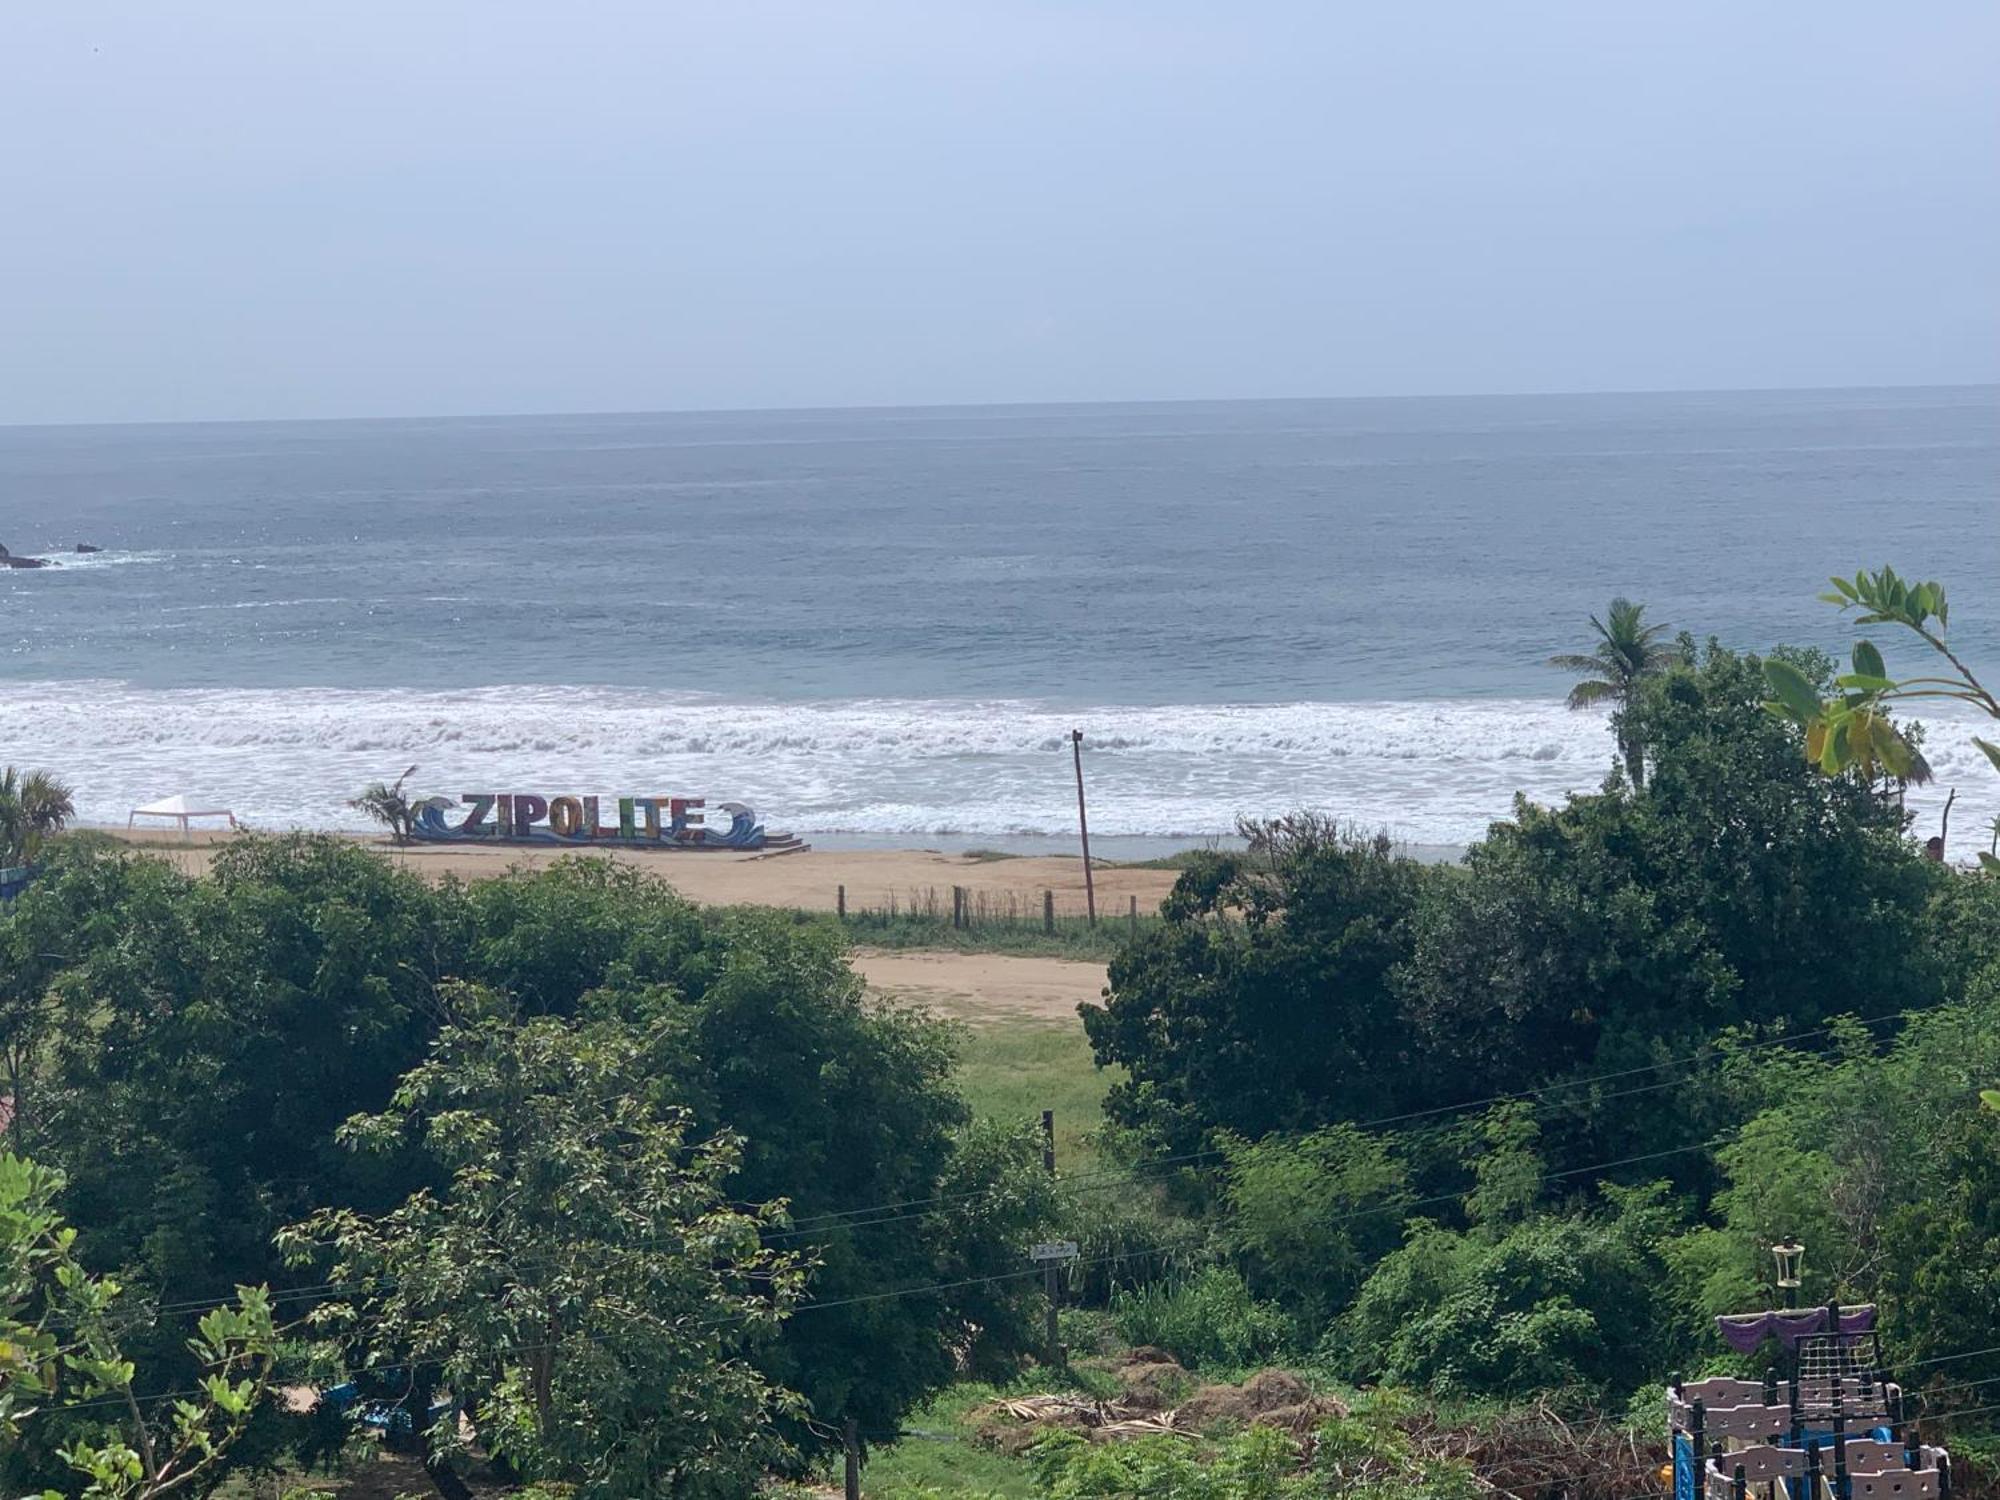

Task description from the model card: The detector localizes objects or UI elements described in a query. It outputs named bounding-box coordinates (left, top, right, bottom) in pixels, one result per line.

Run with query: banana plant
left=1763, top=567, right=2000, bottom=872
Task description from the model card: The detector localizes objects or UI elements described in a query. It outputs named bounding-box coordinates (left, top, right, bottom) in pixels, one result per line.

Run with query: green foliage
left=279, top=998, right=806, bottom=1499
left=1089, top=645, right=1942, bottom=1186
left=0, top=767, right=75, bottom=867
left=1547, top=598, right=1680, bottom=787
left=1084, top=819, right=1433, bottom=1158
left=1216, top=1125, right=1408, bottom=1329
left=1108, top=1267, right=1290, bottom=1372
left=1030, top=1402, right=1476, bottom=1500
left=0, top=1152, right=277, bottom=1499
left=1056, top=1182, right=1206, bottom=1308
left=1765, top=568, right=1999, bottom=866
left=1672, top=998, right=2000, bottom=1402
left=0, top=840, right=1055, bottom=1485
left=1397, top=642, right=1936, bottom=1170
left=346, top=781, right=414, bottom=844
left=1332, top=1186, right=1679, bottom=1400
left=826, top=905, right=1149, bottom=961
left=947, top=1018, right=1113, bottom=1172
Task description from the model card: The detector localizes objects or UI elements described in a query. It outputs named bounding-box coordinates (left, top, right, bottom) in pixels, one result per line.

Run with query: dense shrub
left=1109, top=1266, right=1290, bottom=1371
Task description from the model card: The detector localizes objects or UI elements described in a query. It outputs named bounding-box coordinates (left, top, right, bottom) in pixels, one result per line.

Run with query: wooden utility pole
left=843, top=1416, right=860, bottom=1500
left=1042, top=1109, right=1061, bottom=1368
left=1070, top=730, right=1096, bottom=925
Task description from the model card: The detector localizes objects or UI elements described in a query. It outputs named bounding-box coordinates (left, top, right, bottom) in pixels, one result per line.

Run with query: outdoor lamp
left=1772, top=1237, right=1804, bottom=1305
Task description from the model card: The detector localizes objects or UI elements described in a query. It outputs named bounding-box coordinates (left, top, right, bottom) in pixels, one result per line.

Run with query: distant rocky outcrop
left=75, top=542, right=102, bottom=554
left=0, top=544, right=54, bottom=569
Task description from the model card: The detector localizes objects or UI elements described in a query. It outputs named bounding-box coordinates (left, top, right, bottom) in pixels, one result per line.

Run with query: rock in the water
left=74, top=542, right=103, bottom=554
left=1, top=555, right=51, bottom=568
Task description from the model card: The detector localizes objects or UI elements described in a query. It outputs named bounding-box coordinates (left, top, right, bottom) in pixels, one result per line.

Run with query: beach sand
left=99, top=828, right=1180, bottom=917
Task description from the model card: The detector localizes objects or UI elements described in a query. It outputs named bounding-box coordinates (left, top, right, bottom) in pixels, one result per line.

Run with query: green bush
left=1328, top=1195, right=1674, bottom=1400
left=1030, top=1412, right=1478, bottom=1500
left=1216, top=1124, right=1409, bottom=1332
left=1109, top=1266, right=1289, bottom=1371
left=1059, top=1180, right=1206, bottom=1307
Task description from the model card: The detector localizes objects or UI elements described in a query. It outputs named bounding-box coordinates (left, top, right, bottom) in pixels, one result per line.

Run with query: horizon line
left=3, top=378, right=1995, bottom=436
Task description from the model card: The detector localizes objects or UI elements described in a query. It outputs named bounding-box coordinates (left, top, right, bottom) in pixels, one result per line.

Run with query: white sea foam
left=5, top=549, right=174, bottom=571
left=0, top=684, right=1987, bottom=852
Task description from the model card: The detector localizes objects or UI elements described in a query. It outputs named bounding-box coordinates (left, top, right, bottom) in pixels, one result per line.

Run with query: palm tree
left=0, top=767, right=76, bottom=866
left=348, top=764, right=419, bottom=845
left=1548, top=599, right=1676, bottom=789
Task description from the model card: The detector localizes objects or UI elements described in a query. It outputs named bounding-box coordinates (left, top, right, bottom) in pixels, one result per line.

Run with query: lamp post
left=1772, top=1236, right=1804, bottom=1310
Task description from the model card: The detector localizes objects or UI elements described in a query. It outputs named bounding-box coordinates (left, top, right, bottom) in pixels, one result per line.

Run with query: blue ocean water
left=1, top=387, right=1995, bottom=845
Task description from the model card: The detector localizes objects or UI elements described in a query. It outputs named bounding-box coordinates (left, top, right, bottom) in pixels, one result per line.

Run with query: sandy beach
left=99, top=827, right=1180, bottom=917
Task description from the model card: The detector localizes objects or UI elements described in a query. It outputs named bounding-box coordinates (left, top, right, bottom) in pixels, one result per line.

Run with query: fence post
left=1044, top=888, right=1055, bottom=935
left=1128, top=894, right=1137, bottom=939
left=837, top=884, right=846, bottom=922
left=1041, top=1109, right=1061, bottom=1369
left=843, top=1416, right=860, bottom=1500
left=952, top=885, right=966, bottom=930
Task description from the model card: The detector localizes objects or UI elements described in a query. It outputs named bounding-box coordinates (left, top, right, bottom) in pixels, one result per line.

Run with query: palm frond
left=1565, top=679, right=1620, bottom=709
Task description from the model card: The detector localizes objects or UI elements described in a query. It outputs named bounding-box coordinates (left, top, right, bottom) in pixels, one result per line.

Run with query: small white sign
left=1030, top=1240, right=1080, bottom=1263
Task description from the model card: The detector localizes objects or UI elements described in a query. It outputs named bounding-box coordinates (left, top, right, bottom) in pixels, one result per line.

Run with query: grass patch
left=954, top=1020, right=1116, bottom=1172
left=960, top=848, right=1026, bottom=863
left=1102, top=848, right=1234, bottom=871
left=842, top=914, right=1144, bottom=960
left=860, top=1383, right=1039, bottom=1498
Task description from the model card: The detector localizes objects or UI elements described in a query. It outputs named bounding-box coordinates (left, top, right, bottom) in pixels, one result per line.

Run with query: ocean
left=2, top=386, right=1996, bottom=853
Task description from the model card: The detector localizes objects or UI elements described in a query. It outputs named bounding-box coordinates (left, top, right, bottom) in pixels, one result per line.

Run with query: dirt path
left=851, top=949, right=1108, bottom=1028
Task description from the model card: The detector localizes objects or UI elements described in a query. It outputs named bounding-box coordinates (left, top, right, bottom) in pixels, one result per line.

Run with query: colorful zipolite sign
left=409, top=793, right=802, bottom=852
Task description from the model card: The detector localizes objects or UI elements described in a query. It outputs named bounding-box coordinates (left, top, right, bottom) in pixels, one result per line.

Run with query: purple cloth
left=1714, top=1306, right=1874, bottom=1354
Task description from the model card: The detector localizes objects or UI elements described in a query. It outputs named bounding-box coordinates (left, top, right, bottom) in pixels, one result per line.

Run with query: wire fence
left=830, top=881, right=1160, bottom=940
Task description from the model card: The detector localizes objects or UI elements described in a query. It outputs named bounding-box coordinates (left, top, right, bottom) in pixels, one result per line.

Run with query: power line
left=52, top=990, right=1952, bottom=1340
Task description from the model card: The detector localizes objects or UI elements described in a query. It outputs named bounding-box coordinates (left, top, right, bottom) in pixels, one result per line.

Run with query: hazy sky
left=3, top=2, right=1996, bottom=424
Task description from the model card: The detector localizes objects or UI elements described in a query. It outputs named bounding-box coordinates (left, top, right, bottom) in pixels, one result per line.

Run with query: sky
left=2, top=2, right=1996, bottom=425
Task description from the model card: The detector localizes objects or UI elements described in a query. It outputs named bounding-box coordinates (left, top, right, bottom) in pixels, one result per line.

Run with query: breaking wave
left=0, top=682, right=1985, bottom=850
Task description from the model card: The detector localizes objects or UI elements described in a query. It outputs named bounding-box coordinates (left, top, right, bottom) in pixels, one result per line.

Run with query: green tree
left=0, top=1153, right=276, bottom=1500
left=462, top=864, right=1058, bottom=1460
left=1548, top=598, right=1678, bottom=788
left=346, top=765, right=418, bottom=844
left=1667, top=997, right=2000, bottom=1407
left=1763, top=567, right=1994, bottom=864
left=280, top=994, right=809, bottom=1500
left=1090, top=646, right=1942, bottom=1182
left=1331, top=1181, right=1680, bottom=1400
left=1082, top=819, right=1435, bottom=1158
left=0, top=768, right=75, bottom=867
left=1401, top=642, right=1939, bottom=1170
left=4, top=842, right=1069, bottom=1478
left=1216, top=1124, right=1409, bottom=1331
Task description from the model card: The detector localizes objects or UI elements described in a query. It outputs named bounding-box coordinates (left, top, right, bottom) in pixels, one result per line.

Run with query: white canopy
left=128, top=795, right=238, bottom=833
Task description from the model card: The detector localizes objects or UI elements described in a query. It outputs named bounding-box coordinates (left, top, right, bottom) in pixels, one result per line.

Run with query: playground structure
left=1669, top=1279, right=1951, bottom=1500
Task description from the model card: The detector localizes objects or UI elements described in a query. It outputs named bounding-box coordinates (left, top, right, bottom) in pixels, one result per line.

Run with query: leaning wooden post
left=1071, top=729, right=1096, bottom=926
